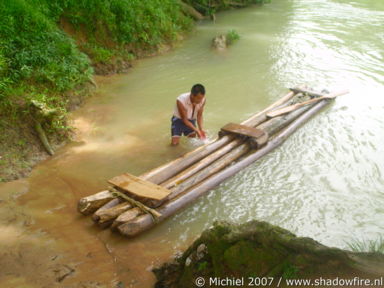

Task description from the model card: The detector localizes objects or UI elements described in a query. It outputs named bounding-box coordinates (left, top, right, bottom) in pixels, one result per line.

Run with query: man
left=171, top=84, right=206, bottom=146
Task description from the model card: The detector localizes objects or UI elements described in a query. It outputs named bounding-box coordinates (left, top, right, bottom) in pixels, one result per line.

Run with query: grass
left=346, top=237, right=384, bottom=254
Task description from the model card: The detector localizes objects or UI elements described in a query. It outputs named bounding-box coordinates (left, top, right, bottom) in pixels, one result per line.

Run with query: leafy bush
left=0, top=0, right=93, bottom=99
left=226, top=29, right=240, bottom=45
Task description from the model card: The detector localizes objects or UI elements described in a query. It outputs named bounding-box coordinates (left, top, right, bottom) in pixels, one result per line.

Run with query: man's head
left=190, top=84, right=205, bottom=104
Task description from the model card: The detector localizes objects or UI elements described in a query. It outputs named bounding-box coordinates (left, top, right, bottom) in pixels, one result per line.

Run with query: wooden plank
left=108, top=173, right=171, bottom=201
left=220, top=123, right=266, bottom=139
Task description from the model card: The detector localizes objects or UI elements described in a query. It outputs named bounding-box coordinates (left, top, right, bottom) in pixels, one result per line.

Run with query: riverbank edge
left=154, top=220, right=384, bottom=288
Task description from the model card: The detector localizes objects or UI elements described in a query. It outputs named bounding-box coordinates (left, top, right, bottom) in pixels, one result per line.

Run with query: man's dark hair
left=191, top=84, right=205, bottom=95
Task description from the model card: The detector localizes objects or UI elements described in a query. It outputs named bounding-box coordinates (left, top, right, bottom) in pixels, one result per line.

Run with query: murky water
left=1, top=0, right=384, bottom=287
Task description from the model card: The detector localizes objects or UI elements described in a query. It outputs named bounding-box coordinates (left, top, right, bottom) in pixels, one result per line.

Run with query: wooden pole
left=117, top=99, right=332, bottom=237
left=267, top=90, right=348, bottom=118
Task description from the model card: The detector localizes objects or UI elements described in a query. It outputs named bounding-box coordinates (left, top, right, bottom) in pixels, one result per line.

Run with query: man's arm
left=177, top=100, right=199, bottom=133
left=197, top=101, right=205, bottom=131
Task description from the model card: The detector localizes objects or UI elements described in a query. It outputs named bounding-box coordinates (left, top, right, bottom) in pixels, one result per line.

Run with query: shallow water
left=1, top=0, right=384, bottom=286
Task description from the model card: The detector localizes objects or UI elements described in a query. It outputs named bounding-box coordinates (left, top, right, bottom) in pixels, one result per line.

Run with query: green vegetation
left=0, top=0, right=270, bottom=181
left=281, top=262, right=299, bottom=279
left=226, top=29, right=240, bottom=45
left=0, top=0, right=193, bottom=115
left=347, top=237, right=384, bottom=254
left=0, top=0, right=194, bottom=181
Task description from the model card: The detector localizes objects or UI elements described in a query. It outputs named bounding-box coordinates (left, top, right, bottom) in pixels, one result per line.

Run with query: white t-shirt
left=173, top=92, right=205, bottom=120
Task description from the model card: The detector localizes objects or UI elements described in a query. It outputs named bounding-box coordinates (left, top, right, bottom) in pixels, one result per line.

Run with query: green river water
left=1, top=0, right=383, bottom=287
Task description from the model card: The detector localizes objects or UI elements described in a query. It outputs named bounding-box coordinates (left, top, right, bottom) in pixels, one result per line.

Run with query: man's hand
left=197, top=129, right=206, bottom=140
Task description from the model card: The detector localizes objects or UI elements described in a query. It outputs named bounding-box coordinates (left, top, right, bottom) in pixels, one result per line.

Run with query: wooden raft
left=77, top=86, right=343, bottom=237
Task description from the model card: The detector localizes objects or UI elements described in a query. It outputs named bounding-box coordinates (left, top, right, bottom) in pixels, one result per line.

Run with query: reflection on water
left=1, top=0, right=384, bottom=286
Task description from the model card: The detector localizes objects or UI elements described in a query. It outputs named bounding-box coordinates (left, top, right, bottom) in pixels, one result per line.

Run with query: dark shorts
left=171, top=116, right=196, bottom=137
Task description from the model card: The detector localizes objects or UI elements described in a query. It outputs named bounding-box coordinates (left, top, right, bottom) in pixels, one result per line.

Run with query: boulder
left=154, top=220, right=384, bottom=288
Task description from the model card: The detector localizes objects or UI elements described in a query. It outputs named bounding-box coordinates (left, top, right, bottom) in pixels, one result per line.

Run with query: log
left=161, top=139, right=242, bottom=189
left=92, top=198, right=123, bottom=221
left=150, top=142, right=250, bottom=207
left=112, top=208, right=142, bottom=229
left=95, top=202, right=132, bottom=226
left=78, top=190, right=115, bottom=215
left=117, top=99, right=332, bottom=236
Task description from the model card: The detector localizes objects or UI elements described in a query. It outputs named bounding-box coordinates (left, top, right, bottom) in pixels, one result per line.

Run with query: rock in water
left=212, top=34, right=227, bottom=51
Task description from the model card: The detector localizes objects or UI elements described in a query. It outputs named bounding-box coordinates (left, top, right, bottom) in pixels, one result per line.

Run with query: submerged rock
left=212, top=35, right=227, bottom=50
left=153, top=220, right=384, bottom=288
